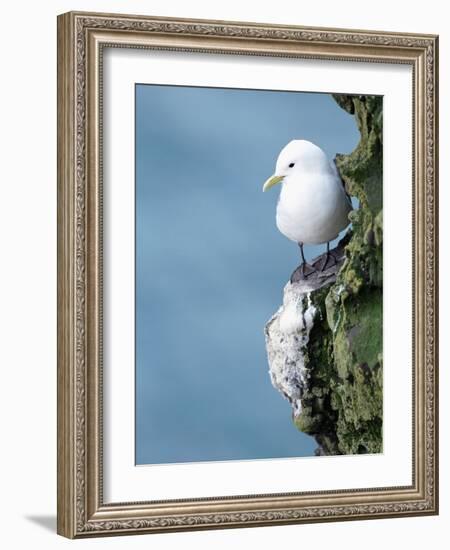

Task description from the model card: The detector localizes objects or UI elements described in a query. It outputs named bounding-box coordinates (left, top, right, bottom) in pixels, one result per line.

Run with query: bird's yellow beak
left=262, top=174, right=284, bottom=192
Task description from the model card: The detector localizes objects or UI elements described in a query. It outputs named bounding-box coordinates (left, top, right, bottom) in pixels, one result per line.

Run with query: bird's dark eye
left=289, top=162, right=295, bottom=168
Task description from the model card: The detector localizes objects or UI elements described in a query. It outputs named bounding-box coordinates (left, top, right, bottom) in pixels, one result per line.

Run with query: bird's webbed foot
left=301, top=261, right=316, bottom=278
left=318, top=242, right=337, bottom=273
left=320, top=250, right=336, bottom=272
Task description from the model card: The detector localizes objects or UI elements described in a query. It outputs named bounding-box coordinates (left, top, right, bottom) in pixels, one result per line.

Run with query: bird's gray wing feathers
left=332, top=158, right=352, bottom=206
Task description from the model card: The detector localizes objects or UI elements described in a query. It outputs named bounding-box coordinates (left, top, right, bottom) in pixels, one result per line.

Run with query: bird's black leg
left=320, top=242, right=336, bottom=272
left=298, top=243, right=315, bottom=278
left=299, top=242, right=307, bottom=265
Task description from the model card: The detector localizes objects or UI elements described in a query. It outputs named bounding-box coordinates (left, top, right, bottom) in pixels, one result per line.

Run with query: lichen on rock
left=264, top=94, right=383, bottom=456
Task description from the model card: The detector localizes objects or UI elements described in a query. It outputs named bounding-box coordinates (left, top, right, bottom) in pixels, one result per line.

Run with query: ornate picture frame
left=57, top=11, right=438, bottom=538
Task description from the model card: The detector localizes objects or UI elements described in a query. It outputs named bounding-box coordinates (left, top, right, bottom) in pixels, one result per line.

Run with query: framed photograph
left=57, top=11, right=439, bottom=538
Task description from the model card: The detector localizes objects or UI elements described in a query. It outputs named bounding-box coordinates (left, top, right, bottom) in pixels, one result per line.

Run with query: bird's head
left=262, top=139, right=329, bottom=192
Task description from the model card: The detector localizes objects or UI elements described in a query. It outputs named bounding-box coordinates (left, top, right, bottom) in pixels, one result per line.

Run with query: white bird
left=263, top=139, right=352, bottom=277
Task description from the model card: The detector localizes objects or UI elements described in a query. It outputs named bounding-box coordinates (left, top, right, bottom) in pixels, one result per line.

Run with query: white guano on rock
left=264, top=281, right=317, bottom=416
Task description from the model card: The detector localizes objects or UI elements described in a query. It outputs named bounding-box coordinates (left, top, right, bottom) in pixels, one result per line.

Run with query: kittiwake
left=263, top=139, right=352, bottom=276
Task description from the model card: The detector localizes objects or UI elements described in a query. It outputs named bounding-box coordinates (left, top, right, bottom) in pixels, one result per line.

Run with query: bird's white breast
left=276, top=171, right=351, bottom=245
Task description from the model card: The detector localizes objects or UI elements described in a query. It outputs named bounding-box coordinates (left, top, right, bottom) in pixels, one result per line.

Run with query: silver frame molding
left=57, top=11, right=439, bottom=538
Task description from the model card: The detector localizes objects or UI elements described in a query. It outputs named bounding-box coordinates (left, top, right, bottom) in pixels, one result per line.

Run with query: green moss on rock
left=294, top=286, right=338, bottom=449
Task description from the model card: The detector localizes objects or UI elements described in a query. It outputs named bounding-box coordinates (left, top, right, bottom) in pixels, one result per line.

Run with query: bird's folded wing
left=332, top=158, right=352, bottom=206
